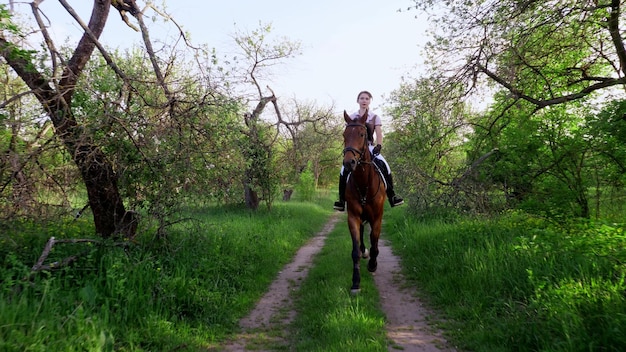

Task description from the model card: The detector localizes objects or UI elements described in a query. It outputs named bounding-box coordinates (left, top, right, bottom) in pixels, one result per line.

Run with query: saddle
left=346, top=156, right=388, bottom=190
left=372, top=158, right=388, bottom=190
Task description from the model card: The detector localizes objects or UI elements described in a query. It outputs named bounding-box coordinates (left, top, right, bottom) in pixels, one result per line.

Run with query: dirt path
left=220, top=214, right=456, bottom=351
left=373, top=239, right=456, bottom=351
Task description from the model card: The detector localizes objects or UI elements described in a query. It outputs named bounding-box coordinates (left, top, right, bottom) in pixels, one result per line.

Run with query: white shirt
left=350, top=111, right=382, bottom=127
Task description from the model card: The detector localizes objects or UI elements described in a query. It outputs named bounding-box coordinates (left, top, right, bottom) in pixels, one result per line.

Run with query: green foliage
left=587, top=100, right=626, bottom=183
left=462, top=96, right=626, bottom=219
left=295, top=161, right=316, bottom=201
left=0, top=202, right=331, bottom=350
left=241, top=117, right=279, bottom=209
left=393, top=0, right=626, bottom=220
left=68, top=49, right=250, bottom=228
left=384, top=208, right=626, bottom=351
left=385, top=76, right=473, bottom=212
left=0, top=6, right=37, bottom=72
left=273, top=104, right=343, bottom=189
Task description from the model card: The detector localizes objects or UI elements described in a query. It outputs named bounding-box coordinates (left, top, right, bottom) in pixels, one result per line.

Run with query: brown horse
left=341, top=110, right=386, bottom=294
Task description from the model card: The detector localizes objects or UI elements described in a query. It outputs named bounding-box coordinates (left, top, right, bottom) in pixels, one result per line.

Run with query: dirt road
left=221, top=214, right=456, bottom=351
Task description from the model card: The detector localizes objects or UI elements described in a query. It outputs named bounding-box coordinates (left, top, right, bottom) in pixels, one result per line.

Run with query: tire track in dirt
left=373, top=239, right=457, bottom=351
left=220, top=213, right=456, bottom=351
left=220, top=213, right=341, bottom=351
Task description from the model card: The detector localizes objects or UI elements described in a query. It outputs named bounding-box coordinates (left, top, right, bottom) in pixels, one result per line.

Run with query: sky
left=8, top=0, right=431, bottom=115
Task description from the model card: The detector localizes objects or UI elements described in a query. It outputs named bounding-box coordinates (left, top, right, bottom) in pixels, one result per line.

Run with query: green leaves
left=0, top=4, right=20, bottom=33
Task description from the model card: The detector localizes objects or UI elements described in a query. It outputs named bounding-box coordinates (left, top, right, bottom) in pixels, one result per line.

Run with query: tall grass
left=6, top=190, right=624, bottom=351
left=384, top=209, right=626, bottom=351
left=0, top=200, right=332, bottom=351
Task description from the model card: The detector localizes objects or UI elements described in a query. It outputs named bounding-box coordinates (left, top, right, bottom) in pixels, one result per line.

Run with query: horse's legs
left=359, top=222, right=369, bottom=259
left=351, top=235, right=361, bottom=291
left=349, top=219, right=362, bottom=292
left=367, top=220, right=381, bottom=273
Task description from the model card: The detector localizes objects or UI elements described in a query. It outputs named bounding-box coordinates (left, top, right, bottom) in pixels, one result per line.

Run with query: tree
left=408, top=0, right=626, bottom=110
left=466, top=94, right=598, bottom=217
left=0, top=1, right=136, bottom=237
left=386, top=76, right=477, bottom=213
left=72, top=49, right=244, bottom=234
left=230, top=24, right=305, bottom=210
left=397, top=0, right=626, bottom=217
left=273, top=99, right=340, bottom=189
left=1, top=0, right=238, bottom=236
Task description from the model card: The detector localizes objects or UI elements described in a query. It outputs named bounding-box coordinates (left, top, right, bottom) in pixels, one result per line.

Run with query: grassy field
left=0, top=198, right=333, bottom=351
left=383, top=209, right=626, bottom=352
left=2, top=193, right=626, bottom=351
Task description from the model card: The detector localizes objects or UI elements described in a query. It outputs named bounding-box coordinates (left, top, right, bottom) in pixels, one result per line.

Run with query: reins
left=342, top=123, right=368, bottom=165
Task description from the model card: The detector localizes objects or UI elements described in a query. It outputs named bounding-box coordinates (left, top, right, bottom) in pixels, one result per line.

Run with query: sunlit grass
left=384, top=209, right=626, bottom=351
left=0, top=199, right=333, bottom=351
left=4, top=189, right=625, bottom=351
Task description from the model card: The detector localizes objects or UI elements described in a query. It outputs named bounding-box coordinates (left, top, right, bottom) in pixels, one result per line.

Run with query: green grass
left=290, top=213, right=389, bottom=351
left=3, top=190, right=626, bottom=351
left=383, top=209, right=626, bottom=352
left=0, top=200, right=333, bottom=351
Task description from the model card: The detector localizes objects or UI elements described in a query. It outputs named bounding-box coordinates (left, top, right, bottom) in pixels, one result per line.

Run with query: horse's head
left=342, top=110, right=369, bottom=172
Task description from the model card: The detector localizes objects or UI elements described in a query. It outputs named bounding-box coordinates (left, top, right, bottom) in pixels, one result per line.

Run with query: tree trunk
left=52, top=102, right=129, bottom=237
left=243, top=95, right=275, bottom=210
left=244, top=182, right=260, bottom=210
left=0, top=0, right=134, bottom=238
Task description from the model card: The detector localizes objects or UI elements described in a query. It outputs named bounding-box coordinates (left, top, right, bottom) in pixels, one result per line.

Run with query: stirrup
left=390, top=196, right=404, bottom=207
left=333, top=201, right=345, bottom=211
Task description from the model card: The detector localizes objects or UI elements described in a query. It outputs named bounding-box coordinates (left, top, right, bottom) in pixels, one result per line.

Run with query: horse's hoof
left=362, top=248, right=369, bottom=259
left=367, top=261, right=378, bottom=273
left=350, top=288, right=361, bottom=295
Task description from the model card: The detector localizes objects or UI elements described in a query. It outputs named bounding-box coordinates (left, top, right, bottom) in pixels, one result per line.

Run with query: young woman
left=334, top=90, right=404, bottom=211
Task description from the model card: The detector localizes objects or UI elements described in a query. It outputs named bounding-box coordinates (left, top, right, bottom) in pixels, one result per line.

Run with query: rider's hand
left=373, top=144, right=382, bottom=156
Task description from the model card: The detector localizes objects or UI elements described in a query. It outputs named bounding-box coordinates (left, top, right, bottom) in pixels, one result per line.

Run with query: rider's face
left=357, top=94, right=371, bottom=109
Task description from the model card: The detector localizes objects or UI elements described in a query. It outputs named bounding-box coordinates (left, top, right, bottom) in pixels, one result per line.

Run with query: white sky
left=7, top=0, right=431, bottom=115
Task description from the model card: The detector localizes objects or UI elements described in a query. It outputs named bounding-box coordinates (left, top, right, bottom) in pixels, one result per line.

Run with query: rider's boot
left=374, top=158, right=404, bottom=207
left=384, top=172, right=404, bottom=207
left=333, top=173, right=347, bottom=211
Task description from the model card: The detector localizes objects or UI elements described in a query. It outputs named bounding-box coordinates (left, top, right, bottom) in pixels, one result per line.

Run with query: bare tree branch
left=607, top=0, right=626, bottom=77
left=31, top=0, right=63, bottom=82
left=130, top=1, right=173, bottom=99
left=476, top=63, right=626, bottom=108
left=58, top=0, right=129, bottom=87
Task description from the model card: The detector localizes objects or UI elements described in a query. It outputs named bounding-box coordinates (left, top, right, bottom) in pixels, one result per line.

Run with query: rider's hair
left=356, top=90, right=373, bottom=101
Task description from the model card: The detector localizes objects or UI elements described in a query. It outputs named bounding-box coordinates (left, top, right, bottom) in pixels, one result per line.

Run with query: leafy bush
left=295, top=162, right=316, bottom=202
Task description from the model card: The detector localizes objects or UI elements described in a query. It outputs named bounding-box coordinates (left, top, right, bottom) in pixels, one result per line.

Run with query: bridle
left=342, top=123, right=369, bottom=166
left=342, top=121, right=384, bottom=206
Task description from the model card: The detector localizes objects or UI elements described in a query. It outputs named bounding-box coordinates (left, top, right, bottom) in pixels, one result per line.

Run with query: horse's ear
left=344, top=110, right=352, bottom=123
left=358, top=109, right=368, bottom=124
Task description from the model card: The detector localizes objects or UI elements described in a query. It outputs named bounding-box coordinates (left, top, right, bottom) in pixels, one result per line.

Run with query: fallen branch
left=27, top=236, right=133, bottom=282
left=30, top=237, right=101, bottom=272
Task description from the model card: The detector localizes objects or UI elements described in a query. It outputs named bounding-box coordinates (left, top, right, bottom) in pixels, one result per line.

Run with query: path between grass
left=220, top=213, right=456, bottom=351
